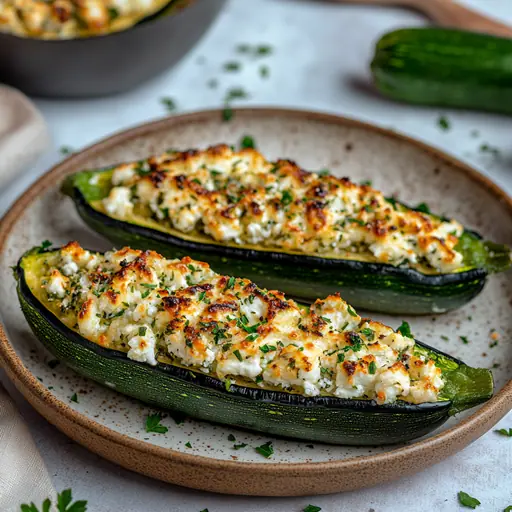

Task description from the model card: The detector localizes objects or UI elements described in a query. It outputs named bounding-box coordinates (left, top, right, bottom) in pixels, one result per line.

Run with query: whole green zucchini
left=371, top=28, right=512, bottom=114
left=15, top=244, right=493, bottom=446
left=62, top=146, right=511, bottom=315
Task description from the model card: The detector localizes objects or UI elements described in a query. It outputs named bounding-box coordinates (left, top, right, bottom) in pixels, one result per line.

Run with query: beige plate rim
left=0, top=108, right=511, bottom=495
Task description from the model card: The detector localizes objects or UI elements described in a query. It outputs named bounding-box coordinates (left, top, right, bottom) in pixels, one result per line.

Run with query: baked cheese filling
left=100, top=144, right=465, bottom=274
left=0, top=0, right=170, bottom=39
left=36, top=242, right=444, bottom=404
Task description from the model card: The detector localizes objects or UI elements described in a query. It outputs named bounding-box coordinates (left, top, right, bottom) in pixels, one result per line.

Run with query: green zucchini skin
left=68, top=186, right=488, bottom=315
left=371, top=28, right=512, bottom=114
left=15, top=251, right=493, bottom=446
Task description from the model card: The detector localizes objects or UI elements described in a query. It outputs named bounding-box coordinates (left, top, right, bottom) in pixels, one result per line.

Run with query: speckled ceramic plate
left=0, top=109, right=511, bottom=496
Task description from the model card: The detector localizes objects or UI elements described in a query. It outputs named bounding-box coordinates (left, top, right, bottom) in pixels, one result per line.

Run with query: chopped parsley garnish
left=317, top=169, right=330, bottom=176
left=360, top=179, right=372, bottom=186
left=233, top=443, right=248, bottom=450
left=141, top=283, right=157, bottom=289
left=160, top=97, right=177, bottom=112
left=441, top=335, right=449, bottom=341
left=360, top=328, right=374, bottom=341
left=438, top=115, right=450, bottom=131
left=236, top=43, right=273, bottom=56
left=108, top=7, right=119, bottom=20
left=233, top=349, right=243, bottom=362
left=303, top=506, right=322, bottom=512
left=138, top=326, right=147, bottom=336
left=347, top=305, right=357, bottom=317
left=225, top=276, right=236, bottom=290
left=198, top=291, right=210, bottom=303
left=20, top=488, right=88, bottom=512
left=281, top=190, right=293, bottom=206
left=40, top=240, right=53, bottom=250
left=224, top=61, right=241, bottom=72
left=347, top=217, right=365, bottom=226
left=260, top=344, right=277, bottom=353
left=368, top=361, right=376, bottom=374
left=185, top=441, right=192, bottom=448
left=414, top=202, right=431, bottom=214
left=228, top=433, right=236, bottom=442
left=321, top=316, right=331, bottom=324
left=70, top=393, right=78, bottom=403
left=460, top=335, right=469, bottom=344
left=495, top=427, right=512, bottom=437
left=225, top=379, right=232, bottom=391
left=245, top=333, right=259, bottom=342
left=240, top=135, right=256, bottom=149
left=457, top=491, right=480, bottom=509
left=397, top=321, right=413, bottom=339
left=255, top=440, right=274, bottom=458
left=337, top=353, right=345, bottom=363
left=145, top=413, right=168, bottom=434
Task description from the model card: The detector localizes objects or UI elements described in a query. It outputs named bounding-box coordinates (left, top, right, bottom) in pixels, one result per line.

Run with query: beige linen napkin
left=0, top=85, right=50, bottom=189
left=0, top=383, right=56, bottom=511
left=0, top=85, right=54, bottom=510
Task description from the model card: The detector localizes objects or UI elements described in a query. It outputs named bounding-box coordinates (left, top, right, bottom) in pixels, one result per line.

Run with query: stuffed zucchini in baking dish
left=16, top=242, right=493, bottom=445
left=62, top=144, right=511, bottom=315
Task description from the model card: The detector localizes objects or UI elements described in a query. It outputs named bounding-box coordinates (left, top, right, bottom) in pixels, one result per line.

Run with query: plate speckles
left=0, top=108, right=510, bottom=495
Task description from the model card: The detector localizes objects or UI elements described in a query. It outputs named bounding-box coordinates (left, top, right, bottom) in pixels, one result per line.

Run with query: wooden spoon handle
left=330, top=0, right=512, bottom=38
left=418, top=0, right=512, bottom=37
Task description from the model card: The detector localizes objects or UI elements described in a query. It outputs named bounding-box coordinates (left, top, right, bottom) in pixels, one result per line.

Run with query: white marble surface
left=1, top=0, right=511, bottom=510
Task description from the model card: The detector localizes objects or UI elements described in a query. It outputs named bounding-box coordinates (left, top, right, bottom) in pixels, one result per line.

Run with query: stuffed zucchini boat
left=62, top=145, right=511, bottom=315
left=15, top=242, right=493, bottom=445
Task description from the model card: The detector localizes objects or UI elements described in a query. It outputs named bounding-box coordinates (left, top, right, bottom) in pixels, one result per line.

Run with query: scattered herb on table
left=233, top=443, right=248, bottom=450
left=145, top=413, right=168, bottom=434
left=303, top=506, right=322, bottom=512
left=397, top=321, right=413, bottom=338
left=236, top=43, right=274, bottom=57
left=259, top=65, right=270, bottom=78
left=161, top=97, right=177, bottom=112
left=495, top=427, right=512, bottom=437
left=460, top=335, right=469, bottom=344
left=225, top=87, right=249, bottom=102
left=479, top=143, right=500, bottom=157
left=458, top=491, right=481, bottom=509
left=437, top=115, right=450, bottom=131
left=240, top=135, right=256, bottom=149
left=224, top=61, right=241, bottom=72
left=20, top=488, right=87, bottom=512
left=70, top=393, right=78, bottom=403
left=255, top=440, right=274, bottom=458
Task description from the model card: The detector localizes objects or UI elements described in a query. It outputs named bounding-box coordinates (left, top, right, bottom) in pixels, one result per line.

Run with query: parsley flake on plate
left=255, top=440, right=273, bottom=458
left=145, top=413, right=168, bottom=434
left=303, top=506, right=322, bottom=512
left=495, top=427, right=512, bottom=437
left=458, top=491, right=481, bottom=509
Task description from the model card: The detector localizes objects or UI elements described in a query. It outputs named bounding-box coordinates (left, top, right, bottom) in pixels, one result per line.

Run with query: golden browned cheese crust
left=101, top=144, right=465, bottom=273
left=36, top=242, right=444, bottom=404
left=0, top=0, right=169, bottom=38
